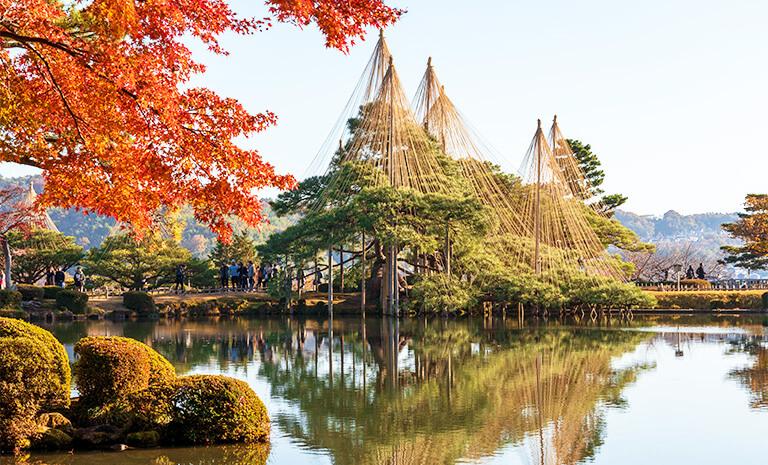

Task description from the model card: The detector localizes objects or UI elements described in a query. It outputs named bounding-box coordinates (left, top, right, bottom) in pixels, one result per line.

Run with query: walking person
left=696, top=263, right=706, bottom=280
left=219, top=262, right=229, bottom=290
left=73, top=266, right=86, bottom=292
left=247, top=261, right=255, bottom=291
left=229, top=260, right=239, bottom=291
left=54, top=267, right=66, bottom=288
left=686, top=265, right=695, bottom=280
left=174, top=264, right=186, bottom=294
left=257, top=263, right=266, bottom=289
left=238, top=262, right=247, bottom=290
left=263, top=262, right=272, bottom=288
left=45, top=267, right=55, bottom=286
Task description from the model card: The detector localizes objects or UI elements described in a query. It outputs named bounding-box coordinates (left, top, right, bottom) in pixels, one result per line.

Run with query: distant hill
left=614, top=209, right=739, bottom=243
left=614, top=209, right=747, bottom=277
left=0, top=174, right=296, bottom=257
left=0, top=174, right=744, bottom=266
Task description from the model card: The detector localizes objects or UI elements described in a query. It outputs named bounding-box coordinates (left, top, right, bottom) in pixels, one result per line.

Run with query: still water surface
left=4, top=314, right=768, bottom=465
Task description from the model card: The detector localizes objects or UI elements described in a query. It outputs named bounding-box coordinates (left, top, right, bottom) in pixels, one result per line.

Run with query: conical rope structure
left=509, top=119, right=627, bottom=282
left=412, top=59, right=526, bottom=237
left=305, top=32, right=464, bottom=313
left=290, top=32, right=632, bottom=315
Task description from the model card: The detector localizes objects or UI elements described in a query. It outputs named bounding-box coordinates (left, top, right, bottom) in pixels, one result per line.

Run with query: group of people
left=686, top=263, right=707, bottom=280
left=219, top=260, right=278, bottom=291
left=45, top=266, right=86, bottom=291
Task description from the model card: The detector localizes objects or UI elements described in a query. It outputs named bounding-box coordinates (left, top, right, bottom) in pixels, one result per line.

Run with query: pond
left=4, top=314, right=768, bottom=465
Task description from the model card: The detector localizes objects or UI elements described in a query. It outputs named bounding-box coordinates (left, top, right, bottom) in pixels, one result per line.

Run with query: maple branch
left=0, top=27, right=87, bottom=59
left=22, top=42, right=86, bottom=143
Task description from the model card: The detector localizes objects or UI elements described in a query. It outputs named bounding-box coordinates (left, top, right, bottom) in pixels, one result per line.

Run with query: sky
left=3, top=0, right=767, bottom=216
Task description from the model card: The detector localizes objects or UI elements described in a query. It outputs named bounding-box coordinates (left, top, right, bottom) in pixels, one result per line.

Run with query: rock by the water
left=31, top=428, right=73, bottom=450
left=72, top=424, right=122, bottom=448
left=37, top=412, right=72, bottom=431
left=126, top=430, right=160, bottom=448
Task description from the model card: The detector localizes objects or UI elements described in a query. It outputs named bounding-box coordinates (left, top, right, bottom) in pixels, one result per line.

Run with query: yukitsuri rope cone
left=301, top=31, right=629, bottom=313
left=411, top=58, right=626, bottom=284
left=412, top=58, right=526, bottom=238
left=510, top=118, right=628, bottom=283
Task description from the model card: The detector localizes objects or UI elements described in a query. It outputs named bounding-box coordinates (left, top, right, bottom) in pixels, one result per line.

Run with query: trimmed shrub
left=55, top=289, right=89, bottom=314
left=762, top=292, right=768, bottom=310
left=0, top=318, right=70, bottom=409
left=0, top=324, right=72, bottom=453
left=561, top=275, right=656, bottom=310
left=168, top=375, right=270, bottom=444
left=679, top=278, right=711, bottom=289
left=123, top=291, right=157, bottom=315
left=0, top=290, right=22, bottom=311
left=650, top=290, right=763, bottom=310
left=74, top=336, right=175, bottom=407
left=43, top=286, right=63, bottom=300
left=410, top=274, right=479, bottom=313
left=17, top=285, right=44, bottom=302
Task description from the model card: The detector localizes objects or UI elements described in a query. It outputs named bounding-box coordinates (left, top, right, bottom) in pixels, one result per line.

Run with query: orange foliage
left=0, top=0, right=402, bottom=239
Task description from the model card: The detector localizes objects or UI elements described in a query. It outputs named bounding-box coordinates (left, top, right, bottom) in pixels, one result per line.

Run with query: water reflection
left=2, top=444, right=269, bottom=465
left=15, top=315, right=768, bottom=464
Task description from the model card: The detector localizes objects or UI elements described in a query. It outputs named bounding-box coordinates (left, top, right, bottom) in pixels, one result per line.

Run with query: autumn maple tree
left=0, top=0, right=402, bottom=239
left=722, top=194, right=768, bottom=271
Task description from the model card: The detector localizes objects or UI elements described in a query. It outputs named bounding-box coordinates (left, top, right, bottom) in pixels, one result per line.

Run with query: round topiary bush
left=43, top=286, right=63, bottom=300
left=0, top=318, right=70, bottom=409
left=123, top=291, right=157, bottom=315
left=74, top=336, right=175, bottom=407
left=168, top=375, right=269, bottom=445
left=0, top=320, right=72, bottom=453
left=0, top=290, right=22, bottom=311
left=16, top=285, right=45, bottom=302
left=55, top=289, right=89, bottom=314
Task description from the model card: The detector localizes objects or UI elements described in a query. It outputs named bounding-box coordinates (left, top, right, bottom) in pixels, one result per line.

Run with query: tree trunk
left=2, top=236, right=12, bottom=289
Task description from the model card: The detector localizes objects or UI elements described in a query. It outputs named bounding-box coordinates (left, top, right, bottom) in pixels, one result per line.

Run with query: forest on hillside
left=1, top=175, right=296, bottom=257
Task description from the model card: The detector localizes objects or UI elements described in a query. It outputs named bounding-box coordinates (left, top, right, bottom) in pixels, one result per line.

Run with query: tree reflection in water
left=1, top=444, right=269, bottom=465
left=258, top=318, right=650, bottom=465
left=730, top=338, right=768, bottom=410
left=37, top=317, right=652, bottom=465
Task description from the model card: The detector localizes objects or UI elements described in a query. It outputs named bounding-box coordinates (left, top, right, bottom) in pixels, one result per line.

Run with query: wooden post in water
left=327, top=245, right=333, bottom=317
left=339, top=247, right=344, bottom=293
left=361, top=232, right=366, bottom=316
left=444, top=224, right=451, bottom=277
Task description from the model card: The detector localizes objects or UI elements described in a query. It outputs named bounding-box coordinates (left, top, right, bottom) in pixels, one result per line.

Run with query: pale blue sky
left=3, top=0, right=766, bottom=215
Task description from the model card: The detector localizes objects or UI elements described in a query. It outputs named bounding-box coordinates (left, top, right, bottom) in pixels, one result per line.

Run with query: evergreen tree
left=7, top=229, right=84, bottom=284
left=722, top=194, right=768, bottom=271
left=208, top=231, right=258, bottom=265
left=566, top=139, right=628, bottom=215
left=83, top=234, right=191, bottom=290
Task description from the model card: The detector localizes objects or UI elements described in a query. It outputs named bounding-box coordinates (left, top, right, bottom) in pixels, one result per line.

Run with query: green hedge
left=74, top=336, right=175, bottom=407
left=43, top=286, right=63, bottom=300
left=0, top=290, right=21, bottom=311
left=0, top=319, right=71, bottom=453
left=168, top=375, right=270, bottom=444
left=17, top=285, right=44, bottom=302
left=55, top=289, right=88, bottom=314
left=650, top=290, right=764, bottom=310
left=123, top=291, right=157, bottom=315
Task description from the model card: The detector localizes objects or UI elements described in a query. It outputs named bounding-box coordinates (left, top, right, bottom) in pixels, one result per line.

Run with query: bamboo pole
left=328, top=246, right=333, bottom=317
left=386, top=56, right=396, bottom=315
left=533, top=119, right=543, bottom=275
left=339, top=247, right=344, bottom=292
left=361, top=232, right=366, bottom=316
